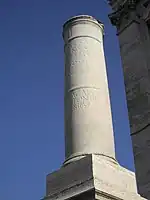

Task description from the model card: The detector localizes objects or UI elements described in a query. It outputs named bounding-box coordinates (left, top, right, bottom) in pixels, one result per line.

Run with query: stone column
left=63, top=15, right=116, bottom=164
left=44, top=15, right=146, bottom=200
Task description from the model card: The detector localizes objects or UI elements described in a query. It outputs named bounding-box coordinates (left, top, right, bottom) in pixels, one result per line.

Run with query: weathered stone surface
left=109, top=1, right=150, bottom=199
left=42, top=14, right=146, bottom=200
left=44, top=155, right=146, bottom=200
left=63, top=15, right=115, bottom=163
left=132, top=125, right=150, bottom=198
left=119, top=21, right=150, bottom=134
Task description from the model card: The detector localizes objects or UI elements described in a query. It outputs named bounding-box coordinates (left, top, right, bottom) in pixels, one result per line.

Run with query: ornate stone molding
left=109, top=0, right=150, bottom=28
left=109, top=0, right=140, bottom=28
left=109, top=0, right=139, bottom=9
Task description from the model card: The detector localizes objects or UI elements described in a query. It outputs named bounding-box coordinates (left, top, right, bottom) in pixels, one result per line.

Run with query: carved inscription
left=65, top=38, right=90, bottom=77
left=64, top=37, right=101, bottom=80
left=66, top=88, right=99, bottom=112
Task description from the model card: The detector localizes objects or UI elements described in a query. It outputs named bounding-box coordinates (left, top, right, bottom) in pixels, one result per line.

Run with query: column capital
left=63, top=15, right=104, bottom=45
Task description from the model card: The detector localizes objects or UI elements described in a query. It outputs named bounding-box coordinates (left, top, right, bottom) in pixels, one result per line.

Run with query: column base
left=44, top=154, right=146, bottom=200
left=64, top=153, right=117, bottom=166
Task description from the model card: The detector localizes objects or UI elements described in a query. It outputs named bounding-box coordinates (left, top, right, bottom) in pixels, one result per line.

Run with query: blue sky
left=0, top=1, right=134, bottom=199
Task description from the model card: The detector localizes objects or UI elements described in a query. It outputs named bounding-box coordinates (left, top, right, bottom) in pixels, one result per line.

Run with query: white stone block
left=44, top=155, right=146, bottom=200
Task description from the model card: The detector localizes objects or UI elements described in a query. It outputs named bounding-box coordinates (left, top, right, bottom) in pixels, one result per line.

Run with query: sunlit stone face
left=63, top=15, right=115, bottom=164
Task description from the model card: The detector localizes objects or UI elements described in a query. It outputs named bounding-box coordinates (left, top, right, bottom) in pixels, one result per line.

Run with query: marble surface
left=63, top=15, right=115, bottom=163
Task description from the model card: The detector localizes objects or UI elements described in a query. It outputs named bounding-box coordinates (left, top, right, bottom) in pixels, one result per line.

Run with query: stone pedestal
left=109, top=0, right=150, bottom=198
left=44, top=155, right=145, bottom=200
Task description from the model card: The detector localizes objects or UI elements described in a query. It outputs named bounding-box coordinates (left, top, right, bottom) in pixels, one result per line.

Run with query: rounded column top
left=63, top=15, right=104, bottom=44
left=63, top=15, right=103, bottom=29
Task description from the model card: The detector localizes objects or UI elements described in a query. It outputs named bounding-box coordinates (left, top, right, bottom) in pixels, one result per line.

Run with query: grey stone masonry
left=109, top=0, right=150, bottom=199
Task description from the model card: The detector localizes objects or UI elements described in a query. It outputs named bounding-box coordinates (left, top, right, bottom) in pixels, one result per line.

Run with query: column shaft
left=63, top=15, right=115, bottom=163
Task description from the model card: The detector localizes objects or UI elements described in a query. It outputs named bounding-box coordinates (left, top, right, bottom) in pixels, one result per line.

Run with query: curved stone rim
left=63, top=152, right=118, bottom=166
left=63, top=14, right=104, bottom=32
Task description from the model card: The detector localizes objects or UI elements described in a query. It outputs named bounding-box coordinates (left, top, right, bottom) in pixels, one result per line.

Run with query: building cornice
left=109, top=0, right=138, bottom=27
left=109, top=0, right=150, bottom=28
